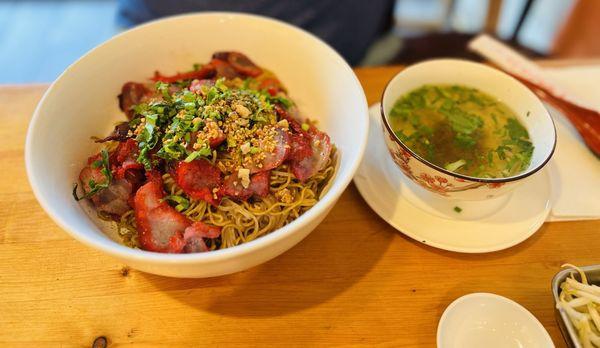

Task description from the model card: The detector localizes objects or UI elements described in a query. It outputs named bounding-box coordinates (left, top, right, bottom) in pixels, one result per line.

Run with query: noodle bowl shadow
left=140, top=185, right=394, bottom=316
left=25, top=13, right=369, bottom=278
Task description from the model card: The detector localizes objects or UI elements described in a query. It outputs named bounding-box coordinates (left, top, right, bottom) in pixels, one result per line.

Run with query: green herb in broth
left=389, top=85, right=534, bottom=178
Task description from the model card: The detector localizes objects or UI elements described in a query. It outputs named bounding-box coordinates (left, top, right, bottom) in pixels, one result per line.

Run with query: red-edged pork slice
left=134, top=175, right=188, bottom=253
left=203, top=129, right=226, bottom=149
left=208, top=131, right=226, bottom=148
left=259, top=78, right=284, bottom=96
left=151, top=64, right=216, bottom=83
left=114, top=139, right=138, bottom=163
left=274, top=105, right=306, bottom=135
left=211, top=52, right=230, bottom=61
left=288, top=133, right=313, bottom=162
left=211, top=52, right=262, bottom=77
left=187, top=128, right=225, bottom=151
left=134, top=174, right=222, bottom=253
left=111, top=140, right=144, bottom=195
left=290, top=129, right=332, bottom=182
left=247, top=171, right=270, bottom=197
left=140, top=205, right=188, bottom=253
left=173, top=159, right=223, bottom=205
left=133, top=173, right=163, bottom=210
left=273, top=105, right=332, bottom=181
left=79, top=160, right=133, bottom=217
left=222, top=170, right=270, bottom=201
left=112, top=139, right=143, bottom=180
left=118, top=82, right=152, bottom=119
left=227, top=52, right=262, bottom=77
left=210, top=59, right=241, bottom=80
left=247, top=128, right=289, bottom=174
left=183, top=222, right=222, bottom=253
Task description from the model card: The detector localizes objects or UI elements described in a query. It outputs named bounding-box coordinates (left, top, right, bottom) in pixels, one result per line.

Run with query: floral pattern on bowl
left=382, top=120, right=512, bottom=200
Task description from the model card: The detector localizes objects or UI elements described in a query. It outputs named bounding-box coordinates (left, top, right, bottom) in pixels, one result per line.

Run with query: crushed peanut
left=275, top=188, right=294, bottom=203
left=150, top=79, right=284, bottom=176
left=277, top=119, right=289, bottom=130
left=235, top=104, right=251, bottom=118
left=237, top=168, right=251, bottom=188
left=240, top=142, right=251, bottom=154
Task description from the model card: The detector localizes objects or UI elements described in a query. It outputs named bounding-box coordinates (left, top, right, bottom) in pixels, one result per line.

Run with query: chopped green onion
left=269, top=95, right=293, bottom=108
left=91, top=159, right=102, bottom=169
left=249, top=146, right=260, bottom=154
left=184, top=147, right=211, bottom=162
left=156, top=81, right=172, bottom=102
left=73, top=149, right=112, bottom=201
left=445, top=159, right=466, bottom=172
left=164, top=195, right=190, bottom=212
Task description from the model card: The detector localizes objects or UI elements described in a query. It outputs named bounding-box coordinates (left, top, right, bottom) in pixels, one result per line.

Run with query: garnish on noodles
left=73, top=52, right=336, bottom=253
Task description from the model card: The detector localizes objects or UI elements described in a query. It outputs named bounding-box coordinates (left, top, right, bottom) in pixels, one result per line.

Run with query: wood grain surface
left=1, top=67, right=598, bottom=347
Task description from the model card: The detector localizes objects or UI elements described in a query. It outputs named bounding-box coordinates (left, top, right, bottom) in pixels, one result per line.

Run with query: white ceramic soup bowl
left=25, top=13, right=368, bottom=278
left=381, top=59, right=556, bottom=201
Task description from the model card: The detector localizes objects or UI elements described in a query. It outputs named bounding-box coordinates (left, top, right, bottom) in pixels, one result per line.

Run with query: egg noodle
left=112, top=149, right=337, bottom=250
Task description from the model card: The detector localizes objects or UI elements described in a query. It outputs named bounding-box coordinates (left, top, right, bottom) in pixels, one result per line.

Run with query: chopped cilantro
left=249, top=146, right=260, bottom=154
left=206, top=87, right=219, bottom=105
left=156, top=81, right=172, bottom=102
left=242, top=78, right=254, bottom=89
left=394, top=130, right=409, bottom=142
left=491, top=113, right=498, bottom=126
left=184, top=147, right=211, bottom=162
left=505, top=118, right=529, bottom=140
left=164, top=195, right=190, bottom=212
left=442, top=107, right=483, bottom=135
left=388, top=85, right=534, bottom=178
left=455, top=132, right=477, bottom=148
left=496, top=145, right=509, bottom=160
left=269, top=95, right=293, bottom=108
left=445, top=159, right=466, bottom=172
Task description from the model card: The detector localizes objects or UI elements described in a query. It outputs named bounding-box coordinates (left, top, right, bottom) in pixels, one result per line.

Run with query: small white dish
left=437, top=293, right=554, bottom=348
left=353, top=105, right=551, bottom=253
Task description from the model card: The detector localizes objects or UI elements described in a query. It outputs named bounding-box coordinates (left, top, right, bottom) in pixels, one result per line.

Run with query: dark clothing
left=117, top=0, right=395, bottom=65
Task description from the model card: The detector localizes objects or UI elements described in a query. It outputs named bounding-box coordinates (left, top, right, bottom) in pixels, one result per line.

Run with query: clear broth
left=388, top=85, right=534, bottom=178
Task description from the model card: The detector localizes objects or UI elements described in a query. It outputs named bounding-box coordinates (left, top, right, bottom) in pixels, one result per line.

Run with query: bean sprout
left=558, top=264, right=600, bottom=347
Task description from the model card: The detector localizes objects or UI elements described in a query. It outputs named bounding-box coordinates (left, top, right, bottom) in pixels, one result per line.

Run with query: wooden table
left=1, top=66, right=598, bottom=347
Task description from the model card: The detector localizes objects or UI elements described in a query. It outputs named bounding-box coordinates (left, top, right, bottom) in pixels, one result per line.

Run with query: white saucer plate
left=437, top=293, right=554, bottom=348
left=353, top=104, right=552, bottom=253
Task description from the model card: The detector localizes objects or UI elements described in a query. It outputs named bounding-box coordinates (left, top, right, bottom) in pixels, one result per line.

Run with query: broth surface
left=389, top=85, right=534, bottom=178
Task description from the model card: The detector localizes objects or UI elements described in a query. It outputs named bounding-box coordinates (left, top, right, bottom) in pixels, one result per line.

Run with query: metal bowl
left=551, top=264, right=600, bottom=348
